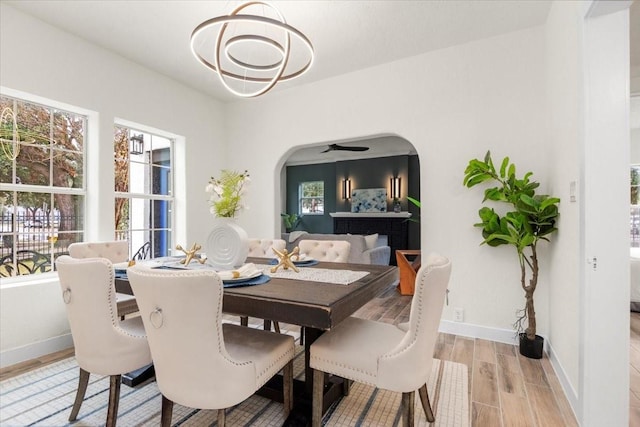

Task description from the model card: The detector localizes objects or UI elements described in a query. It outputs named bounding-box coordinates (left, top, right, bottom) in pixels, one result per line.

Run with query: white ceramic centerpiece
left=205, top=170, right=250, bottom=269
left=205, top=219, right=249, bottom=269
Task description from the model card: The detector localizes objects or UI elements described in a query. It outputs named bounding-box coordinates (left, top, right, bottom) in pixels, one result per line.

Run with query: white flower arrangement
left=205, top=170, right=250, bottom=218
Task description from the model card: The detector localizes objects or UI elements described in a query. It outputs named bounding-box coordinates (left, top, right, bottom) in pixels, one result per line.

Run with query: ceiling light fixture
left=390, top=177, right=401, bottom=200
left=0, top=107, right=20, bottom=161
left=342, top=179, right=352, bottom=200
left=190, top=1, right=314, bottom=98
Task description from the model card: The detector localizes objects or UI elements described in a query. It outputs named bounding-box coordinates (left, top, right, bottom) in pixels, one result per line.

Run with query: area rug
left=0, top=347, right=468, bottom=426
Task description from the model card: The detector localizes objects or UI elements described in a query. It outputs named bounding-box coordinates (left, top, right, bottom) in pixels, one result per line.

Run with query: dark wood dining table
left=115, top=257, right=398, bottom=423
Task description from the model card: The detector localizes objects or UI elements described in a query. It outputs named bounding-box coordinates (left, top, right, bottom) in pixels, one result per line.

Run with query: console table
left=330, top=212, right=411, bottom=266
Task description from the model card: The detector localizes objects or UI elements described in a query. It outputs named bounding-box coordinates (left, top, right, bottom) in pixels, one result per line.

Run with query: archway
left=276, top=135, right=421, bottom=264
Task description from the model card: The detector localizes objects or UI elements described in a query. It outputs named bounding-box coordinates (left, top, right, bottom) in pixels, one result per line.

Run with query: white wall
left=0, top=3, right=227, bottom=365
left=633, top=95, right=640, bottom=163
left=544, top=0, right=583, bottom=400
left=633, top=128, right=640, bottom=163
left=580, top=3, right=630, bottom=424
left=225, top=27, right=550, bottom=343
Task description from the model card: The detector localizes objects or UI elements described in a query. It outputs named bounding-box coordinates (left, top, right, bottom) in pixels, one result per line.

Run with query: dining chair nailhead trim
left=256, top=346, right=296, bottom=387
left=310, top=356, right=377, bottom=385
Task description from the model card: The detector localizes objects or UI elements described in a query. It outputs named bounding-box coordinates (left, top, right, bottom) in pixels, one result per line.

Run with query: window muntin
left=299, top=181, right=324, bottom=215
left=114, top=126, right=173, bottom=259
left=0, top=94, right=86, bottom=277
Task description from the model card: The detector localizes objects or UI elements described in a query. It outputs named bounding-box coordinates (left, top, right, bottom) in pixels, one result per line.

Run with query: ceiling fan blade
left=341, top=146, right=369, bottom=151
left=322, top=143, right=370, bottom=152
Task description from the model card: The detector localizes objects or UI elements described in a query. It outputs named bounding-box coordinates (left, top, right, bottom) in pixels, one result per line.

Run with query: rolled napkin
left=112, top=261, right=130, bottom=272
left=216, top=263, right=261, bottom=281
left=295, top=253, right=311, bottom=261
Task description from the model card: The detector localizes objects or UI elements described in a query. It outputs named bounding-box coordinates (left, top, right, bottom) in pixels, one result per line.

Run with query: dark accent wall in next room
left=285, top=162, right=337, bottom=233
left=335, top=155, right=409, bottom=212
left=286, top=155, right=421, bottom=250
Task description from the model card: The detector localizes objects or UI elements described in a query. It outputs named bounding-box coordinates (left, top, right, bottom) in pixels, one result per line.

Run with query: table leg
left=121, top=363, right=155, bottom=387
left=281, top=327, right=347, bottom=426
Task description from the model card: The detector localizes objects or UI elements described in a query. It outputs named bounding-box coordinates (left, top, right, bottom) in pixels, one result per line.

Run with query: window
left=114, top=126, right=173, bottom=259
left=632, top=165, right=639, bottom=248
left=299, top=181, right=324, bottom=214
left=0, top=95, right=86, bottom=277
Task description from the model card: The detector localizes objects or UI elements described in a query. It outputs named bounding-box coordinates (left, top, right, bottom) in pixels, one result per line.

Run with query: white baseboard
left=439, top=320, right=579, bottom=422
left=439, top=319, right=520, bottom=345
left=546, top=340, right=579, bottom=419
left=0, top=333, right=73, bottom=369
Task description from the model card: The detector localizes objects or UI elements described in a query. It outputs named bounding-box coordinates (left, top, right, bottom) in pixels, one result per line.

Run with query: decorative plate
left=222, top=270, right=263, bottom=284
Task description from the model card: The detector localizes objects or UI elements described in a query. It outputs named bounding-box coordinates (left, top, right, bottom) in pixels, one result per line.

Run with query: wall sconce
left=342, top=179, right=352, bottom=200
left=390, top=177, right=401, bottom=199
left=129, top=133, right=144, bottom=155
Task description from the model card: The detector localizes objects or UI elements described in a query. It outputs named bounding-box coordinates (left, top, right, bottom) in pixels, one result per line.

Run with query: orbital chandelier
left=0, top=107, right=20, bottom=161
left=190, top=1, right=314, bottom=98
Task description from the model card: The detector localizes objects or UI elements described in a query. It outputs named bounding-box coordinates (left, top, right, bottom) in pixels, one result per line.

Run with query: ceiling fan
left=321, top=143, right=369, bottom=153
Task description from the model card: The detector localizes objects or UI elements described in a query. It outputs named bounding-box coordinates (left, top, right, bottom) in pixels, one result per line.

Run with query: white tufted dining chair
left=68, top=241, right=138, bottom=318
left=55, top=256, right=152, bottom=427
left=310, top=253, right=452, bottom=427
left=298, top=240, right=351, bottom=263
left=243, top=238, right=287, bottom=333
left=127, top=265, right=295, bottom=427
left=247, top=238, right=286, bottom=258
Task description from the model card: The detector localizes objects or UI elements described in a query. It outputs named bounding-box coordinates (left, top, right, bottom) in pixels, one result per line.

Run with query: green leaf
left=519, top=194, right=538, bottom=208
left=478, top=207, right=497, bottom=222
left=464, top=173, right=493, bottom=188
left=499, top=157, right=509, bottom=178
left=520, top=234, right=535, bottom=248
left=483, top=151, right=492, bottom=164
left=540, top=197, right=560, bottom=210
left=407, top=196, right=421, bottom=208
left=483, top=187, right=503, bottom=202
left=484, top=233, right=517, bottom=245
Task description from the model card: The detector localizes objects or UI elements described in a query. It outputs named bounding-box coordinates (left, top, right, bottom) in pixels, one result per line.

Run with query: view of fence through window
left=114, top=126, right=173, bottom=260
left=0, top=95, right=86, bottom=277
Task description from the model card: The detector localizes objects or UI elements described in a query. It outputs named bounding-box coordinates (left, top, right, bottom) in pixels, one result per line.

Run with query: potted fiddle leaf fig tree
left=463, top=151, right=560, bottom=359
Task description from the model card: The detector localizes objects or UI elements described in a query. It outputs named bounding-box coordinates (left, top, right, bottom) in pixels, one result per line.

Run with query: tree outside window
left=0, top=95, right=85, bottom=277
left=114, top=126, right=173, bottom=259
left=299, top=181, right=324, bottom=214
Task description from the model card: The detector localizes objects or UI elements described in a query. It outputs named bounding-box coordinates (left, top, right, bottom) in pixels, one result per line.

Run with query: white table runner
left=262, top=266, right=369, bottom=285
left=139, top=257, right=370, bottom=285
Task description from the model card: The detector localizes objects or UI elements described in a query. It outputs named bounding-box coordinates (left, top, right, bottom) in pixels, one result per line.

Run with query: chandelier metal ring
left=190, top=1, right=314, bottom=98
left=191, top=15, right=314, bottom=82
left=224, top=35, right=285, bottom=71
left=0, top=107, right=20, bottom=161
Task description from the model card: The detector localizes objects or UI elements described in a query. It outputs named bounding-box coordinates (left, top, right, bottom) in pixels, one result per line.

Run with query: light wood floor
left=0, top=283, right=579, bottom=426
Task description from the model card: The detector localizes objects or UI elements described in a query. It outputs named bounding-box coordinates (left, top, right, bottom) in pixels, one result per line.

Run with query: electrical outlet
left=454, top=307, right=464, bottom=322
